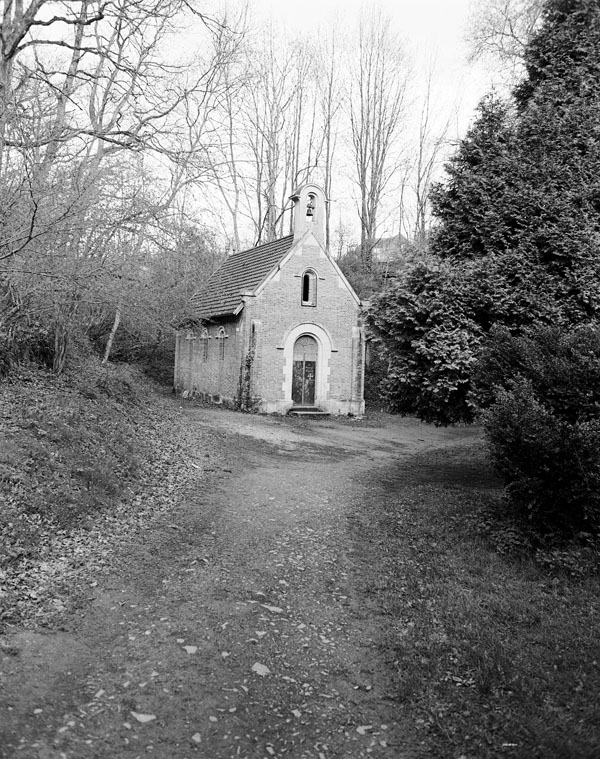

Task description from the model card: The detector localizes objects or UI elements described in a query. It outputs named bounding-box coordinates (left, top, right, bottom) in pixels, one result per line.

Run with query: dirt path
left=1, top=407, right=479, bottom=759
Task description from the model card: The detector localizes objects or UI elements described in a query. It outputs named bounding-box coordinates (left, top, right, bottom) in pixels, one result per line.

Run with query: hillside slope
left=0, top=360, right=217, bottom=633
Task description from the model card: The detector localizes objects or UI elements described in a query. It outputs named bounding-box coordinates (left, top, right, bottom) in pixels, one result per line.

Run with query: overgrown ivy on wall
left=236, top=340, right=256, bottom=411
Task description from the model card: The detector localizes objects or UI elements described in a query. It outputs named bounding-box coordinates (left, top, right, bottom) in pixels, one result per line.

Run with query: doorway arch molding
left=281, top=322, right=333, bottom=406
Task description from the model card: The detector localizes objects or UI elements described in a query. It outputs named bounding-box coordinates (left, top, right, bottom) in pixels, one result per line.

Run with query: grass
left=351, top=442, right=600, bottom=759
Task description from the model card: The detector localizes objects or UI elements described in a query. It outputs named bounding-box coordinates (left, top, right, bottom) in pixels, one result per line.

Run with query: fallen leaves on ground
left=0, top=362, right=222, bottom=635
left=251, top=662, right=271, bottom=677
left=130, top=712, right=156, bottom=724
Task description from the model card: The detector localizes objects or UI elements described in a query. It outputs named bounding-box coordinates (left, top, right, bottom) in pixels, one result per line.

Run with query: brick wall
left=174, top=317, right=244, bottom=405
left=244, top=237, right=364, bottom=414
left=175, top=234, right=365, bottom=415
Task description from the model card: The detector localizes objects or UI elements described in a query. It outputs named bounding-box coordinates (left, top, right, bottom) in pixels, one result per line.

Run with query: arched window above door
left=293, top=334, right=318, bottom=361
left=301, top=269, right=317, bottom=307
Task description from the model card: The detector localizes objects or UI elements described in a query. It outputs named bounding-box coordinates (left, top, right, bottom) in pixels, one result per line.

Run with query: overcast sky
left=245, top=0, right=492, bottom=136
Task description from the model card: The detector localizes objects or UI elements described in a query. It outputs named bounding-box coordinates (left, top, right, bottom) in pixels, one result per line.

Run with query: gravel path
left=1, top=404, right=478, bottom=759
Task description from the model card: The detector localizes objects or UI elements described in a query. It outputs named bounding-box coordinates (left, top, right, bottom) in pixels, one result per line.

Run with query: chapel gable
left=175, top=182, right=364, bottom=416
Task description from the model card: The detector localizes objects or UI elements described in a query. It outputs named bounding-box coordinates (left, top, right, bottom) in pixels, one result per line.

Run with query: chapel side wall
left=175, top=317, right=244, bottom=405
left=245, top=237, right=363, bottom=414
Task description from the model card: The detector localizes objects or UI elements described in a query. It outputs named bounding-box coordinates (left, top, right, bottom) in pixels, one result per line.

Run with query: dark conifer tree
left=367, top=0, right=600, bottom=422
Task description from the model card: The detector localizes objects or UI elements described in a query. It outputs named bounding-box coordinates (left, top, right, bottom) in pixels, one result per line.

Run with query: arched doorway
left=292, top=335, right=318, bottom=406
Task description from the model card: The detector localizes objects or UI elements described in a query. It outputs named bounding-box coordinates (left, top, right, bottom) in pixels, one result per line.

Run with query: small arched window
left=217, top=327, right=226, bottom=360
left=301, top=269, right=317, bottom=307
left=201, top=327, right=209, bottom=361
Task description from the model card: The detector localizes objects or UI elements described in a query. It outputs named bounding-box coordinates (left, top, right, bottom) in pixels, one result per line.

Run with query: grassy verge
left=353, top=441, right=600, bottom=759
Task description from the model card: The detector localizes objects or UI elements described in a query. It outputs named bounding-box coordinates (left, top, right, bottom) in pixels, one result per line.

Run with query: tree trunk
left=53, top=323, right=68, bottom=375
left=102, top=305, right=122, bottom=365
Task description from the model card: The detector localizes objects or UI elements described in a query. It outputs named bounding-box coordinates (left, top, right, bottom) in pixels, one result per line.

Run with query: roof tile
left=191, top=235, right=295, bottom=320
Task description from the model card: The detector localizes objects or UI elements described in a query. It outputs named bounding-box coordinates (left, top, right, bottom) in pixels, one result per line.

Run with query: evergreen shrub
left=476, top=325, right=600, bottom=532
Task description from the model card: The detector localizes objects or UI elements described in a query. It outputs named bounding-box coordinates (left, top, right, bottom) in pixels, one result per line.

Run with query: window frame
left=217, top=327, right=226, bottom=360
left=301, top=269, right=317, bottom=307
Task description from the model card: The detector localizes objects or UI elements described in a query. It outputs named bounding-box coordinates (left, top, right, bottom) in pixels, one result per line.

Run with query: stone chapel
left=174, top=184, right=365, bottom=416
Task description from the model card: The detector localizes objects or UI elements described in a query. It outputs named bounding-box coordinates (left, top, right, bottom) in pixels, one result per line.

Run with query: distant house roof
left=371, top=234, right=408, bottom=263
left=191, top=235, right=295, bottom=320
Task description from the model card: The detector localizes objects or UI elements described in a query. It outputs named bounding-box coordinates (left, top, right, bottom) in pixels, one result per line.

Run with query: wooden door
left=292, top=335, right=317, bottom=406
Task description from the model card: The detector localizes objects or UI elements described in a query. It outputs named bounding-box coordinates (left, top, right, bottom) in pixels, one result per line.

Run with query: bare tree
left=202, top=18, right=344, bottom=253
left=412, top=69, right=450, bottom=242
left=203, top=47, right=248, bottom=252
left=209, top=27, right=324, bottom=248
left=316, top=25, right=343, bottom=252
left=349, top=9, right=408, bottom=269
left=468, top=0, right=545, bottom=83
left=0, top=0, right=237, bottom=370
left=244, top=27, right=305, bottom=244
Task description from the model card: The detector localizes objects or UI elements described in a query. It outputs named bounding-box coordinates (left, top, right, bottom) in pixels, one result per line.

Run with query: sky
left=249, top=0, right=492, bottom=136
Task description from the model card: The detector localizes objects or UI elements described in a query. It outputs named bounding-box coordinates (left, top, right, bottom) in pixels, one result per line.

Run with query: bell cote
left=290, top=184, right=326, bottom=249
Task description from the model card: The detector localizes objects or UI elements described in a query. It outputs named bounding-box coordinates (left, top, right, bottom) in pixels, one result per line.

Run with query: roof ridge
left=231, top=233, right=294, bottom=258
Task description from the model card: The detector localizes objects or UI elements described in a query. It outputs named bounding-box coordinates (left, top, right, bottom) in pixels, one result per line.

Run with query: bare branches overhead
left=467, top=0, right=545, bottom=83
left=349, top=8, right=409, bottom=268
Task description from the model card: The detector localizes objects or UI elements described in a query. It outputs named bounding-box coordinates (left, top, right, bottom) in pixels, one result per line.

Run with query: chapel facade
left=174, top=184, right=365, bottom=416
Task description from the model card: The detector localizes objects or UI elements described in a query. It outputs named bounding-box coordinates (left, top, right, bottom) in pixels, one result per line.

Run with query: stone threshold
left=287, top=407, right=331, bottom=417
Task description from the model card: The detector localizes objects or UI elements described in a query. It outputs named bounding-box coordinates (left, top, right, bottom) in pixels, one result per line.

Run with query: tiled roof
left=191, top=235, right=295, bottom=320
